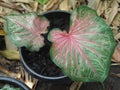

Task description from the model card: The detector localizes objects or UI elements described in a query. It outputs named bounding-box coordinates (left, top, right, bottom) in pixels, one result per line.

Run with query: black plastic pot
left=0, top=76, right=30, bottom=90
left=20, top=11, right=72, bottom=83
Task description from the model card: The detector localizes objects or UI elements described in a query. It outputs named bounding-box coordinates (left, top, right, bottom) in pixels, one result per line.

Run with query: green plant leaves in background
left=0, top=84, right=20, bottom=90
left=36, top=0, right=48, bottom=5
left=48, top=6, right=115, bottom=82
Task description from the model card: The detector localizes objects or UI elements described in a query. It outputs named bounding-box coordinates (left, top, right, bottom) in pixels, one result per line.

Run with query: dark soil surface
left=22, top=47, right=63, bottom=77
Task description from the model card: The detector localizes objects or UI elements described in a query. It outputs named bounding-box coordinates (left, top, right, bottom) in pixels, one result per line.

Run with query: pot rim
left=41, top=10, right=70, bottom=15
left=0, top=76, right=30, bottom=90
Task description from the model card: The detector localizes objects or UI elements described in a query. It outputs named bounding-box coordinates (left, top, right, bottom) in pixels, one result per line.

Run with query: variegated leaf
left=5, top=13, right=49, bottom=51
left=48, top=6, right=115, bottom=82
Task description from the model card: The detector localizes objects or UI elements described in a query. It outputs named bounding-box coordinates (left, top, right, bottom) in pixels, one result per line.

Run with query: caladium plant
left=5, top=6, right=115, bottom=82
left=48, top=6, right=115, bottom=82
left=5, top=13, right=49, bottom=51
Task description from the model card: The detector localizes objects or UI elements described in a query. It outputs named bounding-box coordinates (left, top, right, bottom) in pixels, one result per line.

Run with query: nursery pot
left=20, top=11, right=71, bottom=82
left=0, top=76, right=30, bottom=90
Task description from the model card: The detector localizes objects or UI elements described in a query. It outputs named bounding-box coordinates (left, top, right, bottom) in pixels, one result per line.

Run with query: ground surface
left=0, top=0, right=120, bottom=90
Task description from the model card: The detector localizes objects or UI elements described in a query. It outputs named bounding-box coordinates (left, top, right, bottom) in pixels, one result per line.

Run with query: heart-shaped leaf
left=48, top=6, right=115, bottom=82
left=5, top=13, right=49, bottom=51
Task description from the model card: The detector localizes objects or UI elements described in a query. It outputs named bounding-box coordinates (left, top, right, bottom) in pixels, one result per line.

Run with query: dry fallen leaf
left=12, top=0, right=31, bottom=3
left=29, top=1, right=38, bottom=12
left=0, top=50, right=20, bottom=60
left=96, top=1, right=104, bottom=16
left=0, top=65, right=21, bottom=78
left=43, top=0, right=58, bottom=11
left=59, top=0, right=69, bottom=11
left=112, top=46, right=120, bottom=62
left=117, top=0, right=120, bottom=3
left=70, top=82, right=83, bottom=90
left=19, top=3, right=32, bottom=12
left=111, top=26, right=119, bottom=36
left=114, top=33, right=120, bottom=41
left=68, top=0, right=77, bottom=10
left=0, top=1, right=24, bottom=12
left=20, top=67, right=38, bottom=89
left=0, top=30, right=6, bottom=36
left=106, top=0, right=119, bottom=25
left=5, top=36, right=18, bottom=50
left=88, top=0, right=100, bottom=10
left=112, top=13, right=120, bottom=27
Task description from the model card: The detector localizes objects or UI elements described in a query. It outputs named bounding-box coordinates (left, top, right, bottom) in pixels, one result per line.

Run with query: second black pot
left=0, top=76, right=30, bottom=90
left=20, top=11, right=72, bottom=83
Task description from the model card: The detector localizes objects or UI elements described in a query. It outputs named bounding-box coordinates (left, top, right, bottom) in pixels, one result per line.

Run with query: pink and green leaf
left=48, top=6, right=115, bottom=82
left=5, top=13, right=49, bottom=51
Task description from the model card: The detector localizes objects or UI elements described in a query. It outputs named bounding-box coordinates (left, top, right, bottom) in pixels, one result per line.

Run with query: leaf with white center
left=5, top=13, right=49, bottom=51
left=48, top=6, right=115, bottom=82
